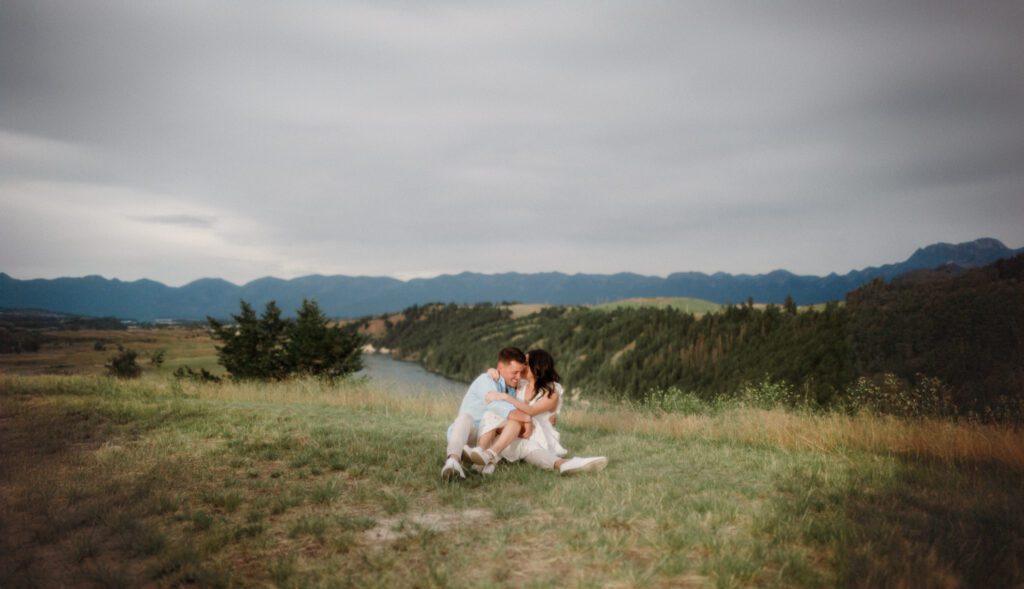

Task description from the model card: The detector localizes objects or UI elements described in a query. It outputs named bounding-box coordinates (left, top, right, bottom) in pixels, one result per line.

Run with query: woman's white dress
left=499, top=382, right=568, bottom=462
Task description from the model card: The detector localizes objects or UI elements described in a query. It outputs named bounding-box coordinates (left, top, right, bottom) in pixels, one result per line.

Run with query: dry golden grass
left=570, top=406, right=1024, bottom=470
left=0, top=327, right=218, bottom=377
left=182, top=376, right=454, bottom=417
left=502, top=303, right=550, bottom=319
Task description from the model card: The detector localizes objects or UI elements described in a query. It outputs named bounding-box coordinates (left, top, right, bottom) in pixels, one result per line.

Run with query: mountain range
left=1, top=238, right=1021, bottom=321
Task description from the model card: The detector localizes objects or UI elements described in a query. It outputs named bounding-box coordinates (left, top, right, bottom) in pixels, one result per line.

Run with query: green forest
left=371, top=255, right=1024, bottom=421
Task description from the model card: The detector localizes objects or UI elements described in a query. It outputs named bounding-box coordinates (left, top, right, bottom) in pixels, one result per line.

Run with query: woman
left=470, top=349, right=606, bottom=475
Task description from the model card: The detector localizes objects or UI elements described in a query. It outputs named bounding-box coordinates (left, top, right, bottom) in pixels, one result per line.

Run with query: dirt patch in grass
left=364, top=508, right=492, bottom=542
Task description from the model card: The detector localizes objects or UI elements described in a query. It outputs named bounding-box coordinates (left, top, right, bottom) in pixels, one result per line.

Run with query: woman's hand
left=519, top=420, right=534, bottom=439
left=485, top=391, right=507, bottom=403
left=487, top=368, right=500, bottom=380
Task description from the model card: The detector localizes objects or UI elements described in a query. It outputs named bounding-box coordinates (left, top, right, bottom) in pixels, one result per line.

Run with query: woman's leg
left=487, top=420, right=522, bottom=456
left=477, top=428, right=497, bottom=450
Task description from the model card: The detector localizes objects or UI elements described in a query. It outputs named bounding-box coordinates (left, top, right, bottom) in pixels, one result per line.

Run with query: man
left=442, top=347, right=527, bottom=480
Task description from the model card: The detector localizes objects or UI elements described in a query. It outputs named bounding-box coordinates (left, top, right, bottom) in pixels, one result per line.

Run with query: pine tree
left=287, top=299, right=364, bottom=378
left=784, top=295, right=798, bottom=315
left=257, top=301, right=290, bottom=379
left=208, top=300, right=264, bottom=379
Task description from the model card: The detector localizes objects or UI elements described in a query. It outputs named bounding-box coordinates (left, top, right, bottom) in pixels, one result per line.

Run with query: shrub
left=106, top=346, right=142, bottom=379
left=738, top=379, right=811, bottom=410
left=636, top=386, right=710, bottom=415
left=844, top=373, right=956, bottom=419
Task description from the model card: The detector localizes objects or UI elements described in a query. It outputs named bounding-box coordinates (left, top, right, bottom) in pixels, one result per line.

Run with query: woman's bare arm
left=486, top=390, right=558, bottom=416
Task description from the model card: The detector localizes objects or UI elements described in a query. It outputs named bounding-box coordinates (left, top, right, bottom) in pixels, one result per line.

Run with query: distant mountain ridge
left=1, top=238, right=1020, bottom=321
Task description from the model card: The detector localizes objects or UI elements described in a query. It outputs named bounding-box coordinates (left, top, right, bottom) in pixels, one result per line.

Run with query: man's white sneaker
left=441, top=457, right=466, bottom=481
left=558, top=456, right=608, bottom=475
left=467, top=447, right=497, bottom=466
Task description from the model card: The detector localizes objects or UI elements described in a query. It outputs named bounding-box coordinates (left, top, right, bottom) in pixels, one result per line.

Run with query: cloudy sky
left=2, top=1, right=1022, bottom=286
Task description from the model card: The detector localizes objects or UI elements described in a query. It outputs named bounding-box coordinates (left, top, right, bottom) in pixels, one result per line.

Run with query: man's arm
left=459, top=374, right=501, bottom=420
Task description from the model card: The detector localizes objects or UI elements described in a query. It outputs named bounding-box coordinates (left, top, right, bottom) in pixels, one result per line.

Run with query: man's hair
left=497, top=347, right=526, bottom=364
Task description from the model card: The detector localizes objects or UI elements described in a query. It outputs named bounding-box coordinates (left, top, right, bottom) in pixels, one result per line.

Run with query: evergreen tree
left=287, top=299, right=364, bottom=378
left=256, top=301, right=290, bottom=379
left=208, top=298, right=364, bottom=381
left=784, top=295, right=797, bottom=315
left=208, top=300, right=264, bottom=379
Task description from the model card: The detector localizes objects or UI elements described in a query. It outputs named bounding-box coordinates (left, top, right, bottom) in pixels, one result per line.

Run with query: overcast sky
left=2, top=1, right=1022, bottom=286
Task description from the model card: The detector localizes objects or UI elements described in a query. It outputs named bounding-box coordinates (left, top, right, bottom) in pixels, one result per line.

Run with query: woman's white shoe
left=467, top=447, right=497, bottom=466
left=558, top=456, right=608, bottom=475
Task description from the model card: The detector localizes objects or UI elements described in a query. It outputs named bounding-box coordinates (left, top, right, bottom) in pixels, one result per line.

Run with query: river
left=355, top=353, right=467, bottom=397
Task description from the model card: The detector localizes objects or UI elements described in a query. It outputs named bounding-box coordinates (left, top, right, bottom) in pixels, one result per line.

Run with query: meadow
left=2, top=333, right=1023, bottom=588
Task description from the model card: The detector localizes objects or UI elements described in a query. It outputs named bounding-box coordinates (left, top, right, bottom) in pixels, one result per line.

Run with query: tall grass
left=574, top=405, right=1024, bottom=470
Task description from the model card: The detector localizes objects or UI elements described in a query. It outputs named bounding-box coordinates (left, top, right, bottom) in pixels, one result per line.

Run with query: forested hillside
left=372, top=255, right=1024, bottom=419
left=377, top=302, right=850, bottom=403
left=847, top=254, right=1024, bottom=415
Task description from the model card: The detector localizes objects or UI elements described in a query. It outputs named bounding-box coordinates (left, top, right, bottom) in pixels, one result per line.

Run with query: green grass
left=1, top=374, right=1022, bottom=587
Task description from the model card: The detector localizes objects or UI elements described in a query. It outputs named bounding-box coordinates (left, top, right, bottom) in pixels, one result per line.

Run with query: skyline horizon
left=3, top=235, right=1020, bottom=288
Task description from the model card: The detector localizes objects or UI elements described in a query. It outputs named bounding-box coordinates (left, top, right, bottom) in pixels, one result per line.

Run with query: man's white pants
left=446, top=413, right=559, bottom=470
left=446, top=413, right=478, bottom=459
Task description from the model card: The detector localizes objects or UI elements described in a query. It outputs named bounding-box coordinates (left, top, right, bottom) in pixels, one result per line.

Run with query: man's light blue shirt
left=458, top=373, right=517, bottom=424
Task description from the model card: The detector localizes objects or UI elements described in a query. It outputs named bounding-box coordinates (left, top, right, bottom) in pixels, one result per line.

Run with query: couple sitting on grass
left=442, top=346, right=608, bottom=480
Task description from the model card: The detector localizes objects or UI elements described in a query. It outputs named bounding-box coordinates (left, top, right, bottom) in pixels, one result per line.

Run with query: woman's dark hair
left=527, top=349, right=560, bottom=399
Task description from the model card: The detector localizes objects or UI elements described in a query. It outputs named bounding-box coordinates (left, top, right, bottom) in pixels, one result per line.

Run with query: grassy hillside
left=2, top=374, right=1023, bottom=587
left=591, top=297, right=722, bottom=314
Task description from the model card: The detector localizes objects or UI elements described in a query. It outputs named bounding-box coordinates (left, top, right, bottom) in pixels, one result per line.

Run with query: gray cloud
left=130, top=214, right=215, bottom=229
left=1, top=0, right=1022, bottom=285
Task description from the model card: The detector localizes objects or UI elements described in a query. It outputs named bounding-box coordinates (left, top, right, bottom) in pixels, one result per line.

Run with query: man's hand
left=485, top=391, right=507, bottom=403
